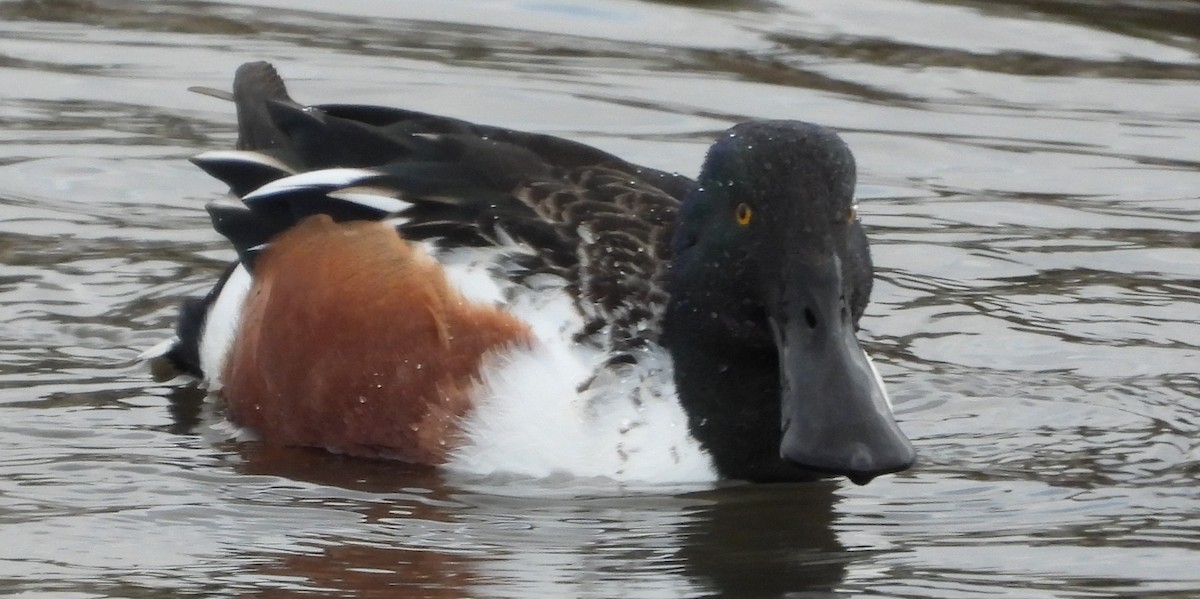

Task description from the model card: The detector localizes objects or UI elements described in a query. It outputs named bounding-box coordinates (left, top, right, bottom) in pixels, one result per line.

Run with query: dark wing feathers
left=205, top=203, right=277, bottom=269
left=193, top=61, right=695, bottom=358
left=502, top=168, right=681, bottom=357
left=230, top=61, right=295, bottom=153
left=189, top=152, right=293, bottom=197
left=264, top=100, right=420, bottom=170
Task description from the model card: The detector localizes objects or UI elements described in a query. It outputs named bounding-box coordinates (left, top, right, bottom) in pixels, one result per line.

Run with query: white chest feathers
left=448, top=341, right=718, bottom=484
left=431, top=246, right=716, bottom=484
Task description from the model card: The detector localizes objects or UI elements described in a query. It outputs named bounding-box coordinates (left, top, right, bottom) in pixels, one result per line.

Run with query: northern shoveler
left=149, top=61, right=915, bottom=485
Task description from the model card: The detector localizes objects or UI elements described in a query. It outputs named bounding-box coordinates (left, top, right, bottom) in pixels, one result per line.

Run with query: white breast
left=444, top=268, right=717, bottom=484
left=448, top=341, right=717, bottom=484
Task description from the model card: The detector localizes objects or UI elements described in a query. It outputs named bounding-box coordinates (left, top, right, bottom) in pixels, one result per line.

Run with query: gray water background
left=1, top=0, right=1198, bottom=597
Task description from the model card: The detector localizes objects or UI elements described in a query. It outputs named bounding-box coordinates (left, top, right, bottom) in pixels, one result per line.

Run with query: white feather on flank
left=420, top=242, right=509, bottom=306
left=424, top=243, right=586, bottom=343
left=242, top=168, right=377, bottom=202
left=450, top=341, right=717, bottom=484
left=198, top=264, right=252, bottom=389
left=326, top=188, right=412, bottom=214
left=191, top=150, right=296, bottom=175
left=442, top=261, right=717, bottom=484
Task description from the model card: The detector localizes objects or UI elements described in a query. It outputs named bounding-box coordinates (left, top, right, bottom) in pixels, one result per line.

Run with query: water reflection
left=679, top=485, right=847, bottom=597
left=223, top=442, right=848, bottom=597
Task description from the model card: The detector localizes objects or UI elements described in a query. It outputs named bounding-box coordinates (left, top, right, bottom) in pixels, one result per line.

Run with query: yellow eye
left=847, top=204, right=858, bottom=222
left=735, top=202, right=752, bottom=226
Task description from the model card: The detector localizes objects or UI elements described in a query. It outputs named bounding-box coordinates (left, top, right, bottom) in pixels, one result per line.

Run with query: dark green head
left=665, top=120, right=915, bottom=484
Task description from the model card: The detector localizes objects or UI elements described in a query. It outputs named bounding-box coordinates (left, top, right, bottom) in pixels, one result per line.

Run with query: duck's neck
left=662, top=302, right=797, bottom=482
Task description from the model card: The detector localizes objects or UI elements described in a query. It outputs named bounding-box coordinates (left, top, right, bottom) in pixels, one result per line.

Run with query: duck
left=148, top=61, right=916, bottom=486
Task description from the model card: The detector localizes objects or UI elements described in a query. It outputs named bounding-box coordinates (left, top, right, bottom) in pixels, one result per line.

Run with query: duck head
left=664, top=121, right=915, bottom=484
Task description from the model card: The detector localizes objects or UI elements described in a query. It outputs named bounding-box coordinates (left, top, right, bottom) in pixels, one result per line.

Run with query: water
left=2, top=0, right=1198, bottom=596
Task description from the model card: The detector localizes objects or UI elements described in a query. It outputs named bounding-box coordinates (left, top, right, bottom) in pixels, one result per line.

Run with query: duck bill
left=769, top=276, right=916, bottom=485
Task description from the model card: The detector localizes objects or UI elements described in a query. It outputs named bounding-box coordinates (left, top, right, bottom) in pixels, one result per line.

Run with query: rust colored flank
left=222, top=215, right=533, bottom=464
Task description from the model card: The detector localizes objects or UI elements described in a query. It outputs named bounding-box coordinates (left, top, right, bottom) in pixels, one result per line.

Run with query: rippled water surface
left=2, top=0, right=1198, bottom=597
